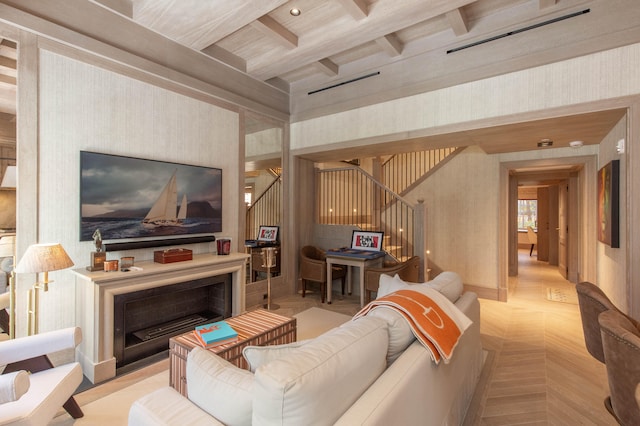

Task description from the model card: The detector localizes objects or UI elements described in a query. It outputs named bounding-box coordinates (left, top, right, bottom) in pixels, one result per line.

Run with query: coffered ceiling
left=0, top=0, right=638, bottom=156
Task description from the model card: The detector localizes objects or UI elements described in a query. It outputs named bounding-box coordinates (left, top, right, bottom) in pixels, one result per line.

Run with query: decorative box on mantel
left=154, top=248, right=193, bottom=264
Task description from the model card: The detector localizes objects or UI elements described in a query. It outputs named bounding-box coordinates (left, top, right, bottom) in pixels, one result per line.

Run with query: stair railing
left=382, top=148, right=457, bottom=195
left=316, top=166, right=425, bottom=265
left=246, top=175, right=282, bottom=240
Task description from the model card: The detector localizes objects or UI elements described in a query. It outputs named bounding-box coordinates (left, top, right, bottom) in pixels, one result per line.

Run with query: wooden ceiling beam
left=0, top=56, right=16, bottom=70
left=539, top=0, right=557, bottom=9
left=252, top=15, right=298, bottom=49
left=0, top=74, right=16, bottom=85
left=336, top=0, right=369, bottom=20
left=446, top=8, right=469, bottom=36
left=316, top=58, right=339, bottom=76
left=375, top=34, right=403, bottom=57
left=93, top=0, right=132, bottom=18
left=130, top=0, right=289, bottom=50
left=201, top=44, right=247, bottom=73
left=265, top=77, right=290, bottom=94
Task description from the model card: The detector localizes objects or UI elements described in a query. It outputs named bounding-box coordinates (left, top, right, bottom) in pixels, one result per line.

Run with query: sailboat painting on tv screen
left=80, top=151, right=222, bottom=242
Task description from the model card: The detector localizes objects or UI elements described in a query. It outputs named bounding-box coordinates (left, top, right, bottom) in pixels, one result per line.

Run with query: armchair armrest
left=0, top=327, right=82, bottom=365
left=0, top=291, right=9, bottom=309
left=0, top=370, right=29, bottom=404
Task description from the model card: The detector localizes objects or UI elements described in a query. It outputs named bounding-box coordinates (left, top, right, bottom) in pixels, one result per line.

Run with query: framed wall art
left=257, top=225, right=279, bottom=242
left=597, top=159, right=620, bottom=248
left=80, top=151, right=222, bottom=242
left=351, top=231, right=384, bottom=252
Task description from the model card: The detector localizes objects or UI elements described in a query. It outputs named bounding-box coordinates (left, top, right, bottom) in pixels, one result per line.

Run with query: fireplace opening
left=113, top=273, right=232, bottom=368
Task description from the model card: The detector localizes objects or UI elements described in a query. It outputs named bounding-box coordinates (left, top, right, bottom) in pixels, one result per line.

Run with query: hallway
left=468, top=250, right=616, bottom=425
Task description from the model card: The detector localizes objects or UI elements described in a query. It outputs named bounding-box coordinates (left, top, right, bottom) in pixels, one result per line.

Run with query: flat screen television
left=80, top=151, right=222, bottom=242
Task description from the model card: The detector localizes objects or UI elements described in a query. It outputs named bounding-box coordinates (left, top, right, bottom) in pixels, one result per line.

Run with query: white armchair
left=0, top=292, right=9, bottom=342
left=0, top=327, right=84, bottom=425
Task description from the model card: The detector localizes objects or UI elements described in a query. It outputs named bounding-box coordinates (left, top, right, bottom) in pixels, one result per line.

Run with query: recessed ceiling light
left=569, top=140, right=584, bottom=148
left=538, top=138, right=553, bottom=147
left=290, top=8, right=301, bottom=16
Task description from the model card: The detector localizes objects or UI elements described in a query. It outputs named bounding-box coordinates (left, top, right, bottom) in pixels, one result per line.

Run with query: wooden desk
left=169, top=309, right=296, bottom=396
left=326, top=252, right=384, bottom=307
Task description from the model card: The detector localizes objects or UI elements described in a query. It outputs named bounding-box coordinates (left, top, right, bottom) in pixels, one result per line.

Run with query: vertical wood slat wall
left=316, top=166, right=414, bottom=261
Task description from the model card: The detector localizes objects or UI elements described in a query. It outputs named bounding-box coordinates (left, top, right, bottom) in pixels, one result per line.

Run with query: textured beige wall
left=405, top=146, right=500, bottom=289
left=35, top=50, right=239, bottom=331
left=597, top=118, right=627, bottom=310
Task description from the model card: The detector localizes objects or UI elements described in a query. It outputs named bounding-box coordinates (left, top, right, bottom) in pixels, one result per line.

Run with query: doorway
left=501, top=155, right=598, bottom=302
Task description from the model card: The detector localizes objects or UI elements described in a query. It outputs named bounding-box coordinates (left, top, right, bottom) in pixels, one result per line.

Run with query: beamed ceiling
left=0, top=0, right=639, bottom=157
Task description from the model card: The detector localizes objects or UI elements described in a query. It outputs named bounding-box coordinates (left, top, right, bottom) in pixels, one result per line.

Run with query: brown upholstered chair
left=599, top=309, right=640, bottom=425
left=299, top=246, right=346, bottom=303
left=576, top=281, right=640, bottom=363
left=364, top=256, right=421, bottom=303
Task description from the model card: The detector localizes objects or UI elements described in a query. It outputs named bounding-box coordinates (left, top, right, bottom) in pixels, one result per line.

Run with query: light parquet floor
left=468, top=250, right=616, bottom=425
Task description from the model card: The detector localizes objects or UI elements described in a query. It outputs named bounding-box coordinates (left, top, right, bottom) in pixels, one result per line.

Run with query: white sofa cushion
left=378, top=272, right=463, bottom=303
left=129, top=386, right=225, bottom=426
left=252, top=315, right=388, bottom=425
left=187, top=347, right=253, bottom=426
left=0, top=370, right=29, bottom=404
left=242, top=340, right=308, bottom=373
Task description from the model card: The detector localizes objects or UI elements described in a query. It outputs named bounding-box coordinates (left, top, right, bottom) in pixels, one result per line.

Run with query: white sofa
left=129, top=273, right=483, bottom=425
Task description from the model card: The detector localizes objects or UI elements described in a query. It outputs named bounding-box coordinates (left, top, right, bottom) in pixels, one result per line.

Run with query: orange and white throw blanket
left=353, top=288, right=472, bottom=364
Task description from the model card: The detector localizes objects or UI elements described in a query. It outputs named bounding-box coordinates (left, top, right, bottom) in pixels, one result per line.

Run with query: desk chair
left=527, top=226, right=537, bottom=256
left=299, top=246, right=346, bottom=303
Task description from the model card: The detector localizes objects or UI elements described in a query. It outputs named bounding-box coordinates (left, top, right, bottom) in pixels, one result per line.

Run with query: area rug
left=294, top=306, right=352, bottom=340
left=52, top=307, right=350, bottom=425
left=546, top=287, right=578, bottom=304
left=51, top=364, right=168, bottom=425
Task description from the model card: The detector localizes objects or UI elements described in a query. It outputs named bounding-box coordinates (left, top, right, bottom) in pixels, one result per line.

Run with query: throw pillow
left=377, top=271, right=463, bottom=303
left=424, top=271, right=464, bottom=303
left=186, top=347, right=253, bottom=426
left=242, top=340, right=308, bottom=373
left=0, top=370, right=29, bottom=404
left=366, top=307, right=414, bottom=365
left=377, top=273, right=405, bottom=297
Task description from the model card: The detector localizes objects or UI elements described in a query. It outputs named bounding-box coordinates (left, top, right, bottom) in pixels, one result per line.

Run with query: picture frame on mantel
left=597, top=159, right=620, bottom=248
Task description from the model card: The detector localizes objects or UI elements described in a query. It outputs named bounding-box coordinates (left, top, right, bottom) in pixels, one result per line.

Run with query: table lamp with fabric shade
left=0, top=165, right=16, bottom=188
left=15, top=243, right=74, bottom=335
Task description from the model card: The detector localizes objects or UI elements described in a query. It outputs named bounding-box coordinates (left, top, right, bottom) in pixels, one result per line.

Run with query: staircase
left=246, top=169, right=281, bottom=240
left=316, top=148, right=458, bottom=261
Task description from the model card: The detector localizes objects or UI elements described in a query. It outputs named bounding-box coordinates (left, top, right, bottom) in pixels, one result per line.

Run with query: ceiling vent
left=308, top=71, right=380, bottom=95
left=447, top=9, right=590, bottom=54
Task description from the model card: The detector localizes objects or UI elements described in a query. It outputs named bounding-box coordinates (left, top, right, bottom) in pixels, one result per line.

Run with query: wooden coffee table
left=169, top=309, right=296, bottom=396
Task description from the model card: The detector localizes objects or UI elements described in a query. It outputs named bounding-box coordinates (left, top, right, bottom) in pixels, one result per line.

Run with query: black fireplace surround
left=113, top=273, right=232, bottom=367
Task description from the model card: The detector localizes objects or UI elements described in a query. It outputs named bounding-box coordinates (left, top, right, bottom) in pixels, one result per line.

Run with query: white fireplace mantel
left=72, top=252, right=248, bottom=383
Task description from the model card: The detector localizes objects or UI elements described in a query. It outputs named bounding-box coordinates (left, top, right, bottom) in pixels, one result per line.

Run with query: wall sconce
left=616, top=138, right=625, bottom=154
left=15, top=243, right=74, bottom=335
